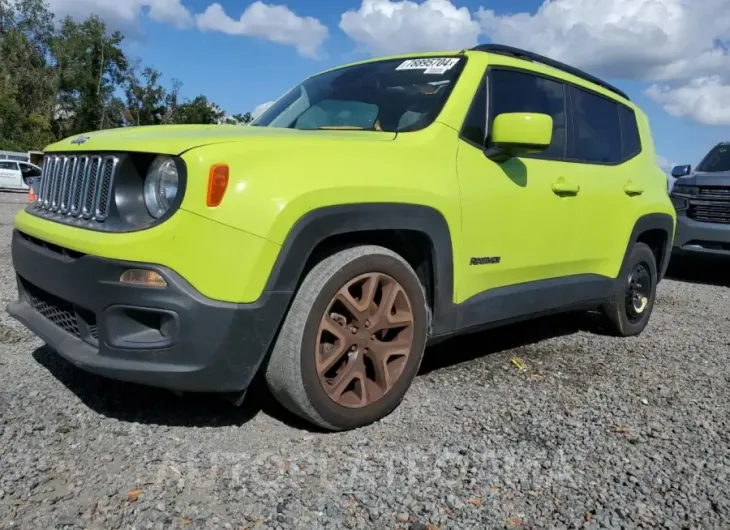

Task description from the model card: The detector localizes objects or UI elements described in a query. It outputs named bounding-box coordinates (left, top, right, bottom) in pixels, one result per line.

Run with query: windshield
left=252, top=56, right=466, bottom=133
left=698, top=144, right=730, bottom=173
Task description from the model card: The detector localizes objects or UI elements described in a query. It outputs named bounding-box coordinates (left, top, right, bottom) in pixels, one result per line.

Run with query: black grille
left=23, top=280, right=81, bottom=338
left=698, top=186, right=730, bottom=200
left=688, top=190, right=730, bottom=224
left=20, top=278, right=98, bottom=344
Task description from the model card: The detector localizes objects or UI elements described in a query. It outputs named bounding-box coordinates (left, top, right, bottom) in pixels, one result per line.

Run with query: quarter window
left=618, top=105, right=641, bottom=159
left=488, top=69, right=567, bottom=159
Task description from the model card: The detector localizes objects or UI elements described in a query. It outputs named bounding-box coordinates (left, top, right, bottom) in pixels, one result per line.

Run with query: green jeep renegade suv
left=8, top=44, right=675, bottom=431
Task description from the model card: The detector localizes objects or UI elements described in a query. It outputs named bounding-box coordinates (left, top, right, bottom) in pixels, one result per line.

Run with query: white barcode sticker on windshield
left=396, top=57, right=460, bottom=73
left=424, top=65, right=449, bottom=74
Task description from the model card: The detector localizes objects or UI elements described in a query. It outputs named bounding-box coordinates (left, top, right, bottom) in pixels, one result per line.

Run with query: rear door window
left=569, top=86, right=623, bottom=164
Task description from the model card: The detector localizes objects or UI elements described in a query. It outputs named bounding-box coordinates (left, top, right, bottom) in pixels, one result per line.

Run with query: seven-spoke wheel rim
left=315, top=272, right=415, bottom=409
left=625, top=262, right=651, bottom=324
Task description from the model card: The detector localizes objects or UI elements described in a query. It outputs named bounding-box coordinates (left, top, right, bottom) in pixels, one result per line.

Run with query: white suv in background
left=0, top=160, right=42, bottom=192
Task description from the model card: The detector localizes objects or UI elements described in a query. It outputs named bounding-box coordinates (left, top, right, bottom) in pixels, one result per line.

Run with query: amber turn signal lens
left=120, top=269, right=167, bottom=288
left=207, top=164, right=229, bottom=207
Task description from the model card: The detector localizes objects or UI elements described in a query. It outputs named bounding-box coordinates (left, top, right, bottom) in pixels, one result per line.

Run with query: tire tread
left=264, top=244, right=424, bottom=431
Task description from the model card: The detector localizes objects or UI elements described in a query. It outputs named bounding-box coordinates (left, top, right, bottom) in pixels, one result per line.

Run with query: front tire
left=264, top=245, right=429, bottom=431
left=600, top=242, right=658, bottom=336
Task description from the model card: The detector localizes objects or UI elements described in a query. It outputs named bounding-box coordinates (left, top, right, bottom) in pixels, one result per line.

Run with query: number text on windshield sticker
left=396, top=58, right=460, bottom=74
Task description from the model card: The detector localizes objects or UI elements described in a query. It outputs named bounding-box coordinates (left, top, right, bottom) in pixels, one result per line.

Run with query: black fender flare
left=617, top=212, right=675, bottom=285
left=262, top=203, right=457, bottom=334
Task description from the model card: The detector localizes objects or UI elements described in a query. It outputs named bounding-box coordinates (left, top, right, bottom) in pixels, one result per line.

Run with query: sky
left=44, top=0, right=730, bottom=172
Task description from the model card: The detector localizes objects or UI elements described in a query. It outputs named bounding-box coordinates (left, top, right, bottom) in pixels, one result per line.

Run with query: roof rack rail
left=470, top=44, right=630, bottom=101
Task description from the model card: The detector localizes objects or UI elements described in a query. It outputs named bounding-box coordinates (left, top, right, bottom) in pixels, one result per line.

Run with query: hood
left=675, top=170, right=730, bottom=188
left=43, top=124, right=397, bottom=155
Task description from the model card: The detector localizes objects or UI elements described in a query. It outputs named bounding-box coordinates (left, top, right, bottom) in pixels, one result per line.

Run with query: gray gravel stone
left=0, top=191, right=729, bottom=529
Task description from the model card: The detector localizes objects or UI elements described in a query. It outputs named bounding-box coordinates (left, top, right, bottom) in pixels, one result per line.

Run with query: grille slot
left=698, top=186, right=730, bottom=201
left=20, top=278, right=98, bottom=344
left=23, top=280, right=81, bottom=338
left=688, top=201, right=730, bottom=224
left=689, top=187, right=730, bottom=224
left=34, top=154, right=119, bottom=222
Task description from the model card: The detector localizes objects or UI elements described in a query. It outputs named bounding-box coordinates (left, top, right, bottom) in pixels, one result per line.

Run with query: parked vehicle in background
left=8, top=44, right=675, bottom=431
left=0, top=150, right=45, bottom=165
left=0, top=160, right=42, bottom=192
left=670, top=142, right=730, bottom=257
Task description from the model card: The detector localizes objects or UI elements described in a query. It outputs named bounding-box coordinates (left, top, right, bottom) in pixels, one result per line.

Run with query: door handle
left=551, top=178, right=580, bottom=196
left=624, top=182, right=644, bottom=196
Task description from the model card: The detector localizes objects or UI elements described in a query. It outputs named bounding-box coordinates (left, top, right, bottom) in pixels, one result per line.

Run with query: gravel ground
left=0, top=191, right=729, bottom=530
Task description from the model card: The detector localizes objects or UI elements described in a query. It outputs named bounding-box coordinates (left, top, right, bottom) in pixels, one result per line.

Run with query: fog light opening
left=120, top=269, right=168, bottom=288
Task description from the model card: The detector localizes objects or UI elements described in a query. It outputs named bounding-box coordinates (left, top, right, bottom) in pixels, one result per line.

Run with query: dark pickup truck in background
left=670, top=142, right=730, bottom=257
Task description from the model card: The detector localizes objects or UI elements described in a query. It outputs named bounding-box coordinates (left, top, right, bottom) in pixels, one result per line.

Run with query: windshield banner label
left=396, top=57, right=460, bottom=75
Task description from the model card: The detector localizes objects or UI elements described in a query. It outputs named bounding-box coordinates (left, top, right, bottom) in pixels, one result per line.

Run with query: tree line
left=0, top=0, right=253, bottom=152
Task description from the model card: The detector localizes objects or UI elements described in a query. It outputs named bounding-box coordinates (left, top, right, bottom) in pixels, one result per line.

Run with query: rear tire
left=599, top=242, right=658, bottom=337
left=264, top=245, right=428, bottom=431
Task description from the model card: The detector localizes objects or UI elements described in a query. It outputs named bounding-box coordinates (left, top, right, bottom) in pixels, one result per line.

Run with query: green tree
left=0, top=0, right=256, bottom=152
left=123, top=63, right=172, bottom=126
left=224, top=112, right=254, bottom=125
left=169, top=95, right=226, bottom=125
left=52, top=14, right=128, bottom=137
left=0, top=0, right=57, bottom=150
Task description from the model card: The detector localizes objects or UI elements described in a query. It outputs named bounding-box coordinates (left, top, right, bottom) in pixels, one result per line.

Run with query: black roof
left=470, top=44, right=630, bottom=101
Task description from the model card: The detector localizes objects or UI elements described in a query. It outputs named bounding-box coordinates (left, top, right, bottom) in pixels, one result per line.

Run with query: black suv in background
left=670, top=142, right=730, bottom=257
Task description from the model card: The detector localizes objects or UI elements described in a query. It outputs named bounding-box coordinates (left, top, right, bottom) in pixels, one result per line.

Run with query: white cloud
left=339, top=0, right=480, bottom=56
left=476, top=0, right=730, bottom=83
left=252, top=101, right=275, bottom=119
left=195, top=2, right=328, bottom=58
left=657, top=155, right=674, bottom=174
left=646, top=77, right=730, bottom=126
left=474, top=0, right=730, bottom=126
left=657, top=155, right=678, bottom=191
left=46, top=0, right=193, bottom=30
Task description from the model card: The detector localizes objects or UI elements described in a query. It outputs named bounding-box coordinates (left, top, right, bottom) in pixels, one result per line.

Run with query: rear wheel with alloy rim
left=264, top=245, right=428, bottom=431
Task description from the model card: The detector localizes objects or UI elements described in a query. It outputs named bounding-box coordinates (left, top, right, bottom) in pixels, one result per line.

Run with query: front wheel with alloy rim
left=600, top=242, right=658, bottom=336
left=264, top=245, right=429, bottom=431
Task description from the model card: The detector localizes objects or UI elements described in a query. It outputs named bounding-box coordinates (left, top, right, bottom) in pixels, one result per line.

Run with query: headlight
left=144, top=156, right=179, bottom=218
left=672, top=185, right=698, bottom=196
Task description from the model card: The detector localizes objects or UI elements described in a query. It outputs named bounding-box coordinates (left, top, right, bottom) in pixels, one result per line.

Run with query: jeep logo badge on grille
left=71, top=135, right=89, bottom=145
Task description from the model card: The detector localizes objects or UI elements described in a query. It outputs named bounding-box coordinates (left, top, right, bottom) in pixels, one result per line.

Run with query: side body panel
left=178, top=121, right=465, bottom=302
left=456, top=142, right=582, bottom=301
left=451, top=55, right=583, bottom=301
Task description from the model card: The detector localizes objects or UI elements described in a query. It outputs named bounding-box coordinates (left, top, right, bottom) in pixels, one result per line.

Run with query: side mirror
left=671, top=164, right=691, bottom=178
left=487, top=112, right=553, bottom=162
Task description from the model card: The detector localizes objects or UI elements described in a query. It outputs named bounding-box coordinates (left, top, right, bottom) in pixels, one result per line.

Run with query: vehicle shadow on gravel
left=419, top=312, right=588, bottom=375
left=665, top=253, right=730, bottom=288
left=31, top=312, right=592, bottom=431
left=31, top=346, right=264, bottom=427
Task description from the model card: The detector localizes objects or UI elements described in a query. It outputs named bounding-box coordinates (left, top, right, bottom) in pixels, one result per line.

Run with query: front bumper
left=672, top=213, right=730, bottom=257
left=7, top=229, right=291, bottom=392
